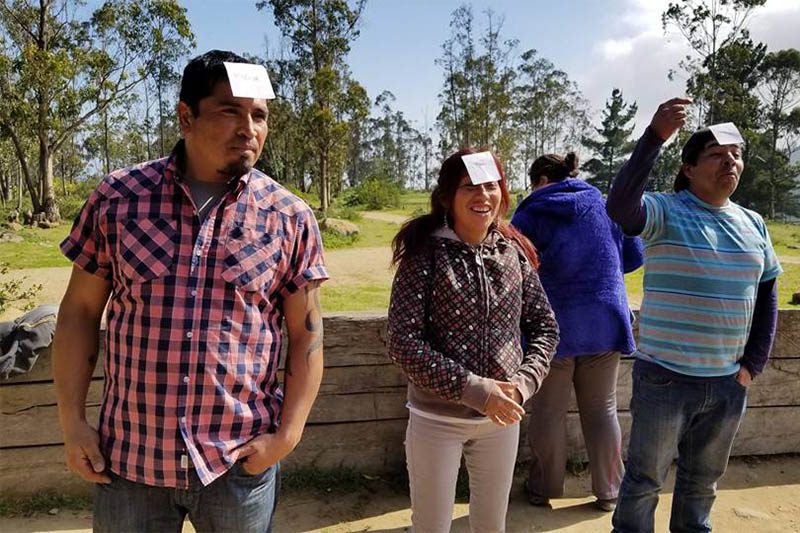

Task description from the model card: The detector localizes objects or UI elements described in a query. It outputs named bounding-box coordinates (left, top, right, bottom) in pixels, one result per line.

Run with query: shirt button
left=195, top=249, right=202, bottom=256
left=190, top=290, right=197, bottom=297
left=180, top=416, right=186, bottom=424
left=183, top=376, right=190, bottom=384
left=186, top=331, right=193, bottom=339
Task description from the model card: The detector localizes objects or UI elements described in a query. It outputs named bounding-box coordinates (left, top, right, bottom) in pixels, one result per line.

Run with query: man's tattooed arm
left=303, top=281, right=323, bottom=359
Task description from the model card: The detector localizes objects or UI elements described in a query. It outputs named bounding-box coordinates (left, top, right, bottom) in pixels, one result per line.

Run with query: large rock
left=322, top=217, right=360, bottom=237
left=0, top=231, right=23, bottom=243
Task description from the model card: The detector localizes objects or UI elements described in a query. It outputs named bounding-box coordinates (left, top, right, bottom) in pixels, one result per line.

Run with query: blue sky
left=181, top=0, right=800, bottom=143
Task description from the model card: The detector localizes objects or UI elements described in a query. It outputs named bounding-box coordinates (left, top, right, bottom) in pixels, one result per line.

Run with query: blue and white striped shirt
left=637, top=190, right=782, bottom=376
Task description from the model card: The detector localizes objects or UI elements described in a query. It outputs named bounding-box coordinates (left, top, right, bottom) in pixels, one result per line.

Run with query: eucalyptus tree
left=258, top=0, right=367, bottom=212
left=0, top=0, right=193, bottom=221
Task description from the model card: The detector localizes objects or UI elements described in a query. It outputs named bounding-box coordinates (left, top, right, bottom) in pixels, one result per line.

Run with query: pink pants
left=405, top=411, right=520, bottom=533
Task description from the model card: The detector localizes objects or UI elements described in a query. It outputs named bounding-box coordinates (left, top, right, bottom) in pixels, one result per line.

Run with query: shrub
left=326, top=204, right=363, bottom=222
left=344, top=178, right=402, bottom=210
left=0, top=263, right=42, bottom=315
left=320, top=228, right=359, bottom=249
left=56, top=178, right=101, bottom=222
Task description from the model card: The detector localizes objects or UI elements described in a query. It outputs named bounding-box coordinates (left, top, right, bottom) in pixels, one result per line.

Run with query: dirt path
left=360, top=211, right=409, bottom=224
left=2, top=456, right=799, bottom=532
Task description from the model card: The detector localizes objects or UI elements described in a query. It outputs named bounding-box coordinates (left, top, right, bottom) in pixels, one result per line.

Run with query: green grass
left=2, top=219, right=796, bottom=310
left=0, top=225, right=71, bottom=269
left=624, top=269, right=644, bottom=304
left=322, top=283, right=390, bottom=313
left=353, top=219, right=401, bottom=248
left=0, top=492, right=91, bottom=518
left=776, top=263, right=799, bottom=307
left=281, top=466, right=371, bottom=494
left=319, top=218, right=400, bottom=251
left=382, top=191, right=430, bottom=218
left=767, top=222, right=800, bottom=258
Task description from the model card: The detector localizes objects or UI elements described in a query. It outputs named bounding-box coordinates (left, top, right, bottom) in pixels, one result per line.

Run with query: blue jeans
left=93, top=462, right=280, bottom=533
left=612, top=362, right=747, bottom=533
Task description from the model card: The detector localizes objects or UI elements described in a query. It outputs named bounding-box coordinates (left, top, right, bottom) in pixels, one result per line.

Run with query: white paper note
left=708, top=122, right=744, bottom=146
left=462, top=152, right=501, bottom=185
left=223, top=62, right=276, bottom=100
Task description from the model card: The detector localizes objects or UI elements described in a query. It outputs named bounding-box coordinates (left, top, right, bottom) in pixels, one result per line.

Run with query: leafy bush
left=344, top=178, right=402, bottom=210
left=326, top=204, right=363, bottom=221
left=320, top=228, right=359, bottom=249
left=0, top=263, right=42, bottom=314
left=56, top=178, right=101, bottom=222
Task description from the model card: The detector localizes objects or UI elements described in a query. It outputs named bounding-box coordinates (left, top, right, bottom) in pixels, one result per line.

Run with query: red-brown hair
left=392, top=148, right=538, bottom=267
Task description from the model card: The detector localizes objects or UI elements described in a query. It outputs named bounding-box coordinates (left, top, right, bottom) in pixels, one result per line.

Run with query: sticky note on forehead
left=708, top=122, right=744, bottom=145
left=223, top=62, right=276, bottom=100
left=462, top=152, right=501, bottom=185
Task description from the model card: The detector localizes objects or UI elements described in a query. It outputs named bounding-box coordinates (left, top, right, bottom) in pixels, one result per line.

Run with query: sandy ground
left=360, top=211, right=409, bottom=224
left=2, top=456, right=799, bottom=532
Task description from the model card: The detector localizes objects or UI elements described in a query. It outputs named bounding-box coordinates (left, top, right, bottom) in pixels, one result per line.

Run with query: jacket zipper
left=475, top=244, right=491, bottom=376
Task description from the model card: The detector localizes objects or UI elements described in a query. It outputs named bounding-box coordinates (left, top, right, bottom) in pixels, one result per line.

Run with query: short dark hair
left=179, top=50, right=248, bottom=115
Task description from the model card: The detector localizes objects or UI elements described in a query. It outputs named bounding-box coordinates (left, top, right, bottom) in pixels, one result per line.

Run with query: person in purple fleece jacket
left=511, top=152, right=643, bottom=512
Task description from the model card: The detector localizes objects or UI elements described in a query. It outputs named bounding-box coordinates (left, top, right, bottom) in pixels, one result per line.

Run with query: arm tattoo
left=303, top=282, right=323, bottom=359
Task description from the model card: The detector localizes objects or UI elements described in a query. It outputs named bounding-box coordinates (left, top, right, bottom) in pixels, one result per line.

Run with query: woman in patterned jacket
left=387, top=148, right=560, bottom=532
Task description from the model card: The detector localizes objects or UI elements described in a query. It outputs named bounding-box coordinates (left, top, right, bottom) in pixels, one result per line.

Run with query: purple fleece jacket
left=512, top=178, right=643, bottom=357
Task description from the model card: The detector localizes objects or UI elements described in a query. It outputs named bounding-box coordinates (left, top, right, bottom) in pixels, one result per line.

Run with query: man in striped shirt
left=606, top=98, right=782, bottom=533
left=53, top=50, right=328, bottom=532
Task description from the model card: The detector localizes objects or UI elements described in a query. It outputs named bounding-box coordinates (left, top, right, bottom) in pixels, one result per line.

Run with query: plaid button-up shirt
left=61, top=146, right=328, bottom=488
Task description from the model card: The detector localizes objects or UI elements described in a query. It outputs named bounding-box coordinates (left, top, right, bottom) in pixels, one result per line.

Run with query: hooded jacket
left=511, top=178, right=643, bottom=357
left=387, top=227, right=560, bottom=420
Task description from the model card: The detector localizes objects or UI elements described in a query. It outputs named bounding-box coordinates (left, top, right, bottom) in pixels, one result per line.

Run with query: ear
left=681, top=163, right=695, bottom=181
left=177, top=102, right=194, bottom=135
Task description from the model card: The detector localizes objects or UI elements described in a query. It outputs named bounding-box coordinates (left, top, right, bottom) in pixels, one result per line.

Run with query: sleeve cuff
left=60, top=238, right=111, bottom=280
left=279, top=265, right=329, bottom=297
left=510, top=374, right=536, bottom=404
left=460, top=373, right=494, bottom=413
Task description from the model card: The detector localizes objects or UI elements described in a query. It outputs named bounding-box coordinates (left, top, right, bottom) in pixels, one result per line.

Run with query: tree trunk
left=39, top=141, right=60, bottom=222
left=144, top=79, right=153, bottom=160
left=60, top=153, right=68, bottom=197
left=8, top=129, right=41, bottom=212
left=319, top=153, right=330, bottom=212
left=17, top=164, right=23, bottom=211
left=157, top=73, right=165, bottom=156
left=103, top=108, right=110, bottom=175
left=0, top=168, right=7, bottom=207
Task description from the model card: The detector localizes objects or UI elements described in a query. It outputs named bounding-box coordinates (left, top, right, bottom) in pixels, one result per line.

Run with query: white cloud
left=578, top=0, right=800, bottom=135
left=598, top=38, right=635, bottom=61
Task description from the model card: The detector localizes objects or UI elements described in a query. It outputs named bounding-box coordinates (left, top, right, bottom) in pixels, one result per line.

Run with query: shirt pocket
left=221, top=225, right=283, bottom=293
left=118, top=218, right=176, bottom=282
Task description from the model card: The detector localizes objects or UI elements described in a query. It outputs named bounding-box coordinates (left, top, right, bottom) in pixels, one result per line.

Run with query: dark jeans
left=612, top=362, right=747, bottom=533
left=93, top=462, right=279, bottom=533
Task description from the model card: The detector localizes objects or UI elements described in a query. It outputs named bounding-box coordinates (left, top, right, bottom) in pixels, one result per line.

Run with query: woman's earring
left=443, top=211, right=450, bottom=229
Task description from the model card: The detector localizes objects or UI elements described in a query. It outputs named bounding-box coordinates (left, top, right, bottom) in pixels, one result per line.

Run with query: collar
left=432, top=225, right=504, bottom=250
left=681, top=189, right=733, bottom=211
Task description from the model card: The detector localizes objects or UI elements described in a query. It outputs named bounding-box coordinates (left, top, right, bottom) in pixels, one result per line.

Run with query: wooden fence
left=1, top=310, right=798, bottom=495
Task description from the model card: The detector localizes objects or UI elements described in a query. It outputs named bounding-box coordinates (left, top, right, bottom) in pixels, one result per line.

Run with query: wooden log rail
left=1, top=310, right=798, bottom=495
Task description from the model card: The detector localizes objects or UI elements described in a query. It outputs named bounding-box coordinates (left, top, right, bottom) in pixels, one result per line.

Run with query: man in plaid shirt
left=53, top=50, right=328, bottom=532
